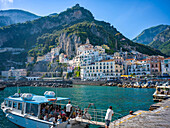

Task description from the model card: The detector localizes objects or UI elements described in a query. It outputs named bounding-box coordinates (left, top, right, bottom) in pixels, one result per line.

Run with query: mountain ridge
left=0, top=9, right=40, bottom=27
left=132, top=24, right=169, bottom=45
left=133, top=24, right=170, bottom=56
left=0, top=4, right=165, bottom=71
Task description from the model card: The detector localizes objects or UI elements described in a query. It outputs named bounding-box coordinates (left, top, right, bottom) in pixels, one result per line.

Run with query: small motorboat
left=0, top=85, right=6, bottom=91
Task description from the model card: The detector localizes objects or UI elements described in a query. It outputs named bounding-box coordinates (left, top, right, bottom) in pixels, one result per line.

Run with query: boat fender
left=6, top=113, right=9, bottom=117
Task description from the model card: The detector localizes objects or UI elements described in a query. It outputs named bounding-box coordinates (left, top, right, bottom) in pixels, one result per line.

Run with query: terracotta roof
left=164, top=57, right=170, bottom=60
left=126, top=58, right=135, bottom=61
left=99, top=59, right=115, bottom=62
left=140, top=59, right=147, bottom=61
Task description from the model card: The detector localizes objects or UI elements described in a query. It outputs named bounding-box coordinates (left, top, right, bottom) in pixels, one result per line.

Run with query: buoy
left=129, top=110, right=133, bottom=115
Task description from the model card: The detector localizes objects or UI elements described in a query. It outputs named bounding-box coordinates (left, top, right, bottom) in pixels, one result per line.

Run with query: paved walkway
left=110, top=99, right=170, bottom=128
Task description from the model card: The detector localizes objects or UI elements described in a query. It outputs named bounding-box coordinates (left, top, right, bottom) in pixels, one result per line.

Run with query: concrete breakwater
left=72, top=80, right=106, bottom=85
left=72, top=80, right=159, bottom=88
left=0, top=80, right=73, bottom=88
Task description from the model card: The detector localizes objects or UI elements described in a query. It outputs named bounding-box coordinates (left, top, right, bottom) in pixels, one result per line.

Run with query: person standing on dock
left=66, top=100, right=72, bottom=117
left=105, top=106, right=114, bottom=128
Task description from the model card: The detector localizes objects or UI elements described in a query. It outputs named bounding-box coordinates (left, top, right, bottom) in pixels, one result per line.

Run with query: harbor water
left=0, top=85, right=155, bottom=128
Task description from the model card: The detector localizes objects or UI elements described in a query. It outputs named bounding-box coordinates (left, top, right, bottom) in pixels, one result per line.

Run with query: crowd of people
left=38, top=100, right=86, bottom=124
left=38, top=101, right=114, bottom=128
left=38, top=101, right=75, bottom=123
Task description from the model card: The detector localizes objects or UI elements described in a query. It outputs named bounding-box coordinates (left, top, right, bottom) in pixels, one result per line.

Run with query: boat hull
left=6, top=112, right=53, bottom=128
left=4, top=112, right=88, bottom=128
left=0, top=86, right=6, bottom=90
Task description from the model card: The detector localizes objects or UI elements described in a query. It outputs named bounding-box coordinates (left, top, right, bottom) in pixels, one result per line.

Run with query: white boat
left=153, top=84, right=170, bottom=102
left=1, top=91, right=88, bottom=128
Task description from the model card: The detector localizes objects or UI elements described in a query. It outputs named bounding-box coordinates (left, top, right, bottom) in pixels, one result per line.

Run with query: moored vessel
left=1, top=91, right=88, bottom=128
left=153, top=83, right=170, bottom=102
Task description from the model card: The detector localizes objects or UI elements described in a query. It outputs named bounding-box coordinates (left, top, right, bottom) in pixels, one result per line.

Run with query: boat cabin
left=3, top=91, right=70, bottom=118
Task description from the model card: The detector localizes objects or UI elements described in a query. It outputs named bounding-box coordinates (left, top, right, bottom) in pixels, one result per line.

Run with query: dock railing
left=54, top=103, right=124, bottom=127
left=80, top=108, right=124, bottom=127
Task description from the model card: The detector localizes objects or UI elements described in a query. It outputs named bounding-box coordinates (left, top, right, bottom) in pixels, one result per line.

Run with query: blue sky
left=0, top=0, right=169, bottom=39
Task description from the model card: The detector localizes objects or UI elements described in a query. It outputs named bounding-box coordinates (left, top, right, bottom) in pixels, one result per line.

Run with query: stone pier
left=111, top=99, right=170, bottom=128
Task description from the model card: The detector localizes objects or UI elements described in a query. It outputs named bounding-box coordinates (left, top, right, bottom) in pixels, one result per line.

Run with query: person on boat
left=160, top=89, right=164, bottom=94
left=50, top=108, right=55, bottom=115
left=49, top=114, right=55, bottom=122
left=44, top=113, right=49, bottom=121
left=56, top=108, right=61, bottom=116
left=62, top=113, right=67, bottom=122
left=105, top=106, right=114, bottom=128
left=61, top=109, right=66, bottom=115
left=59, top=105, right=61, bottom=111
left=42, top=106, right=46, bottom=116
left=38, top=112, right=44, bottom=120
left=57, top=115, right=62, bottom=124
left=66, top=100, right=72, bottom=117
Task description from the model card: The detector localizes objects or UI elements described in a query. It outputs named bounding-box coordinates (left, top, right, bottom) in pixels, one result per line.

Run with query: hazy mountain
left=133, top=24, right=170, bottom=56
left=48, top=13, right=58, bottom=17
left=149, top=26, right=170, bottom=56
left=0, top=4, right=164, bottom=71
left=0, top=9, right=40, bottom=27
left=133, top=25, right=169, bottom=45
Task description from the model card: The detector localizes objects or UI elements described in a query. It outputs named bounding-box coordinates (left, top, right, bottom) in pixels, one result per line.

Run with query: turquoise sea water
left=0, top=85, right=155, bottom=128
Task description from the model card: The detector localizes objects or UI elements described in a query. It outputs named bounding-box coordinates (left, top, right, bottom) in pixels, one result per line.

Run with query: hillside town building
left=1, top=67, right=27, bottom=80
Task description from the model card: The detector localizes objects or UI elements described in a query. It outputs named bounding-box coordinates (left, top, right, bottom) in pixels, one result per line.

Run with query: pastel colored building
left=161, top=57, right=170, bottom=76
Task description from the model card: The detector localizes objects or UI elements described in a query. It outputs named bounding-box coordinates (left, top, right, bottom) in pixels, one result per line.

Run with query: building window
left=155, top=64, right=157, bottom=67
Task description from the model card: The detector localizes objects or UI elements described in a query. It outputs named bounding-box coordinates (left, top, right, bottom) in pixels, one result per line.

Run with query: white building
left=127, top=60, right=150, bottom=76
left=73, top=43, right=108, bottom=67
left=161, top=57, right=170, bottom=76
left=81, top=59, right=117, bottom=80
left=1, top=67, right=27, bottom=80
left=59, top=53, right=68, bottom=63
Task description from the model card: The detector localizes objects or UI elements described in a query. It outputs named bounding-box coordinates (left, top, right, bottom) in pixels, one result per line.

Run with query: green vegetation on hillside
left=149, top=27, right=170, bottom=56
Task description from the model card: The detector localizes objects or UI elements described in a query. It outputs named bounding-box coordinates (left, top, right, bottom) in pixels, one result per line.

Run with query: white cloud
left=0, top=0, right=13, bottom=9
left=8, top=0, right=13, bottom=3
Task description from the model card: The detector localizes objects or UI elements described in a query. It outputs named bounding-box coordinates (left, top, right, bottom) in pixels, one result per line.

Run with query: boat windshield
left=26, top=103, right=38, bottom=116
